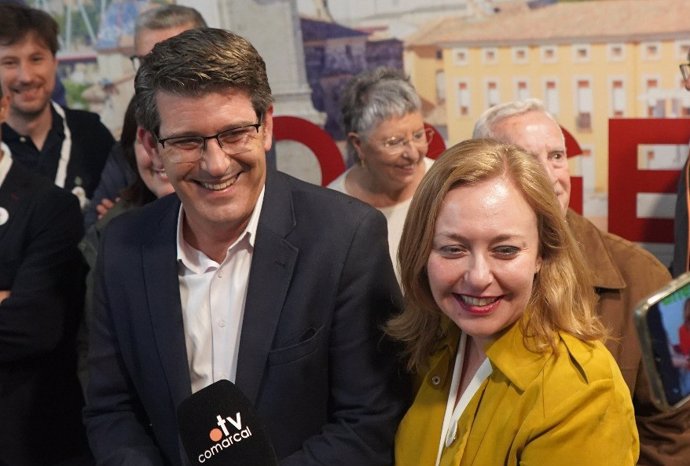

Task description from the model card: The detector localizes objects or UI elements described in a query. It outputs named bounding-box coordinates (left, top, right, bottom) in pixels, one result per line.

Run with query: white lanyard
left=435, top=332, right=492, bottom=466
left=51, top=101, right=71, bottom=188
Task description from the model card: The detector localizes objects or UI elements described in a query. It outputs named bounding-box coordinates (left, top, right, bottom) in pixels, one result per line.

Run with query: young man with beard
left=0, top=4, right=114, bottom=209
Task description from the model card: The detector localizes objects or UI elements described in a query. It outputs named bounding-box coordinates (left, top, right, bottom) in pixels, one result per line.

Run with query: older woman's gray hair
left=341, top=67, right=421, bottom=165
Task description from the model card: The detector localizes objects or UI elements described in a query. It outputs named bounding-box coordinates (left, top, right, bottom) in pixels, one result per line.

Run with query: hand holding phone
left=635, top=272, right=690, bottom=410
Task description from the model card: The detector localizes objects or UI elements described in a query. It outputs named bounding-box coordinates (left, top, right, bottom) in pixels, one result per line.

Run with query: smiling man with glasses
left=155, top=115, right=263, bottom=162
left=329, top=67, right=435, bottom=282
left=83, top=28, right=407, bottom=466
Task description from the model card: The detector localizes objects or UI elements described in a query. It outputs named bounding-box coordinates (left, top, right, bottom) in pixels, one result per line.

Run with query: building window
left=435, top=48, right=443, bottom=60
left=573, top=44, right=590, bottom=63
left=607, top=43, right=625, bottom=61
left=611, top=79, right=625, bottom=117
left=486, top=80, right=500, bottom=108
left=544, top=79, right=559, bottom=115
left=457, top=80, right=470, bottom=116
left=575, top=79, right=592, bottom=131
left=512, top=46, right=528, bottom=64
left=642, top=41, right=661, bottom=60
left=482, top=47, right=498, bottom=65
left=541, top=45, right=557, bottom=63
left=453, top=47, right=468, bottom=65
left=515, top=79, right=529, bottom=100
left=677, top=40, right=690, bottom=60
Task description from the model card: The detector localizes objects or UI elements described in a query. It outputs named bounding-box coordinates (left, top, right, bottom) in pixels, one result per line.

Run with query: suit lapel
left=142, top=197, right=192, bottom=406
left=235, top=171, right=298, bottom=404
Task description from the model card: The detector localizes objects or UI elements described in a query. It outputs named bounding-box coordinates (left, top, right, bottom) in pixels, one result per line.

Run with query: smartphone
left=634, top=271, right=690, bottom=410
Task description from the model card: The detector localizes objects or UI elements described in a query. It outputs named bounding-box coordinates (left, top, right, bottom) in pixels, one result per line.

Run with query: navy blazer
left=0, top=160, right=90, bottom=464
left=84, top=170, right=407, bottom=465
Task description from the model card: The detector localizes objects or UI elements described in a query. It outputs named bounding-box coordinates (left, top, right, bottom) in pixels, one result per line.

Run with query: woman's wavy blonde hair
left=387, top=139, right=605, bottom=372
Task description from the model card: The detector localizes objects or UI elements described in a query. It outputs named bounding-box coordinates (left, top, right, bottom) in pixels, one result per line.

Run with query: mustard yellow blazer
left=395, top=321, right=639, bottom=466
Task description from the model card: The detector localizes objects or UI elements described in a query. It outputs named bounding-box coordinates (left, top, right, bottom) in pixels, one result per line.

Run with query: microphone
left=177, top=379, right=278, bottom=465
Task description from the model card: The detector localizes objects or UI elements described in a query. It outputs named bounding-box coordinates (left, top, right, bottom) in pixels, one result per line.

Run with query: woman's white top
left=436, top=332, right=492, bottom=466
left=328, top=157, right=433, bottom=281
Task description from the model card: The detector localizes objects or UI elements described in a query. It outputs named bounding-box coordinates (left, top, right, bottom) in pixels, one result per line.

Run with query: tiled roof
left=406, top=0, right=690, bottom=47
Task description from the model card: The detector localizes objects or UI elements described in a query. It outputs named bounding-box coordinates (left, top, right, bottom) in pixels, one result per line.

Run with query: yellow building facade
left=405, top=0, right=690, bottom=200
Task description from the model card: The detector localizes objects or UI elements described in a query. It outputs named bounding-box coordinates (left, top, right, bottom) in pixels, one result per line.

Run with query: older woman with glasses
left=329, top=67, right=433, bottom=278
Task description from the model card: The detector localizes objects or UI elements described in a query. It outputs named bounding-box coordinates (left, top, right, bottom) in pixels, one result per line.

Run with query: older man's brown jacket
left=567, top=209, right=688, bottom=466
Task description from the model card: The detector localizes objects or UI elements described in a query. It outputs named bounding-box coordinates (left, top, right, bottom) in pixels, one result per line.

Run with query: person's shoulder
left=63, top=107, right=114, bottom=138
left=8, top=165, right=83, bottom=235
left=527, top=334, right=629, bottom=417
left=559, top=334, right=621, bottom=384
left=10, top=161, right=76, bottom=205
left=274, top=170, right=377, bottom=216
left=63, top=106, right=103, bottom=123
left=105, top=193, right=178, bottom=241
left=568, top=210, right=670, bottom=282
left=326, top=167, right=351, bottom=194
left=597, top=225, right=670, bottom=284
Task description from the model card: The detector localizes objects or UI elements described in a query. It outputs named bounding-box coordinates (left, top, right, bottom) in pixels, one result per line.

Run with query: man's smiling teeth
left=460, top=295, right=498, bottom=306
left=200, top=174, right=239, bottom=191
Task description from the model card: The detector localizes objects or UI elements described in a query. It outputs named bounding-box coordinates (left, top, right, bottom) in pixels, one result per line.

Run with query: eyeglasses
left=156, top=116, right=263, bottom=164
left=680, top=63, right=690, bottom=81
left=130, top=55, right=144, bottom=71
left=380, top=127, right=434, bottom=156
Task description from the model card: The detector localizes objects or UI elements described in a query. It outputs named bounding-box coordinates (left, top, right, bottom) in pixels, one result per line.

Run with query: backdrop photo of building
left=405, top=0, right=690, bottom=230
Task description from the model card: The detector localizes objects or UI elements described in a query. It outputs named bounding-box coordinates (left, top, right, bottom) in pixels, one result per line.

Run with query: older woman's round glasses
left=156, top=116, right=263, bottom=164
left=380, top=127, right=434, bottom=156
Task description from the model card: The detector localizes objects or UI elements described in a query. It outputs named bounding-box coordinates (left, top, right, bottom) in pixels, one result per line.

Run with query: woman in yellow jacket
left=389, top=139, right=638, bottom=466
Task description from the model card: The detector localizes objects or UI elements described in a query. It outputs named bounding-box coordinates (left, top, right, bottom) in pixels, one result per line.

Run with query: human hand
left=96, top=197, right=119, bottom=219
left=0, top=290, right=10, bottom=304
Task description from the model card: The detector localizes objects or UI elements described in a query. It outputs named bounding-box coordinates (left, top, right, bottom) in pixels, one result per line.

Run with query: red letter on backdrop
left=608, top=119, right=689, bottom=243
left=272, top=116, right=345, bottom=186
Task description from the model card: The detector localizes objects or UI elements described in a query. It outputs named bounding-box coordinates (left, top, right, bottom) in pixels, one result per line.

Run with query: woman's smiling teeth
left=459, top=295, right=499, bottom=306
left=200, top=173, right=240, bottom=191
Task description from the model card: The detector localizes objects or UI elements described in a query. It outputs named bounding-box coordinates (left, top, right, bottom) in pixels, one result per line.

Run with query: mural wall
left=28, top=0, right=690, bottom=264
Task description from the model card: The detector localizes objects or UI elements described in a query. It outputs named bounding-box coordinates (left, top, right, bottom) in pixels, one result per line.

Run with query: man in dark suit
left=0, top=80, right=91, bottom=465
left=83, top=28, right=407, bottom=465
